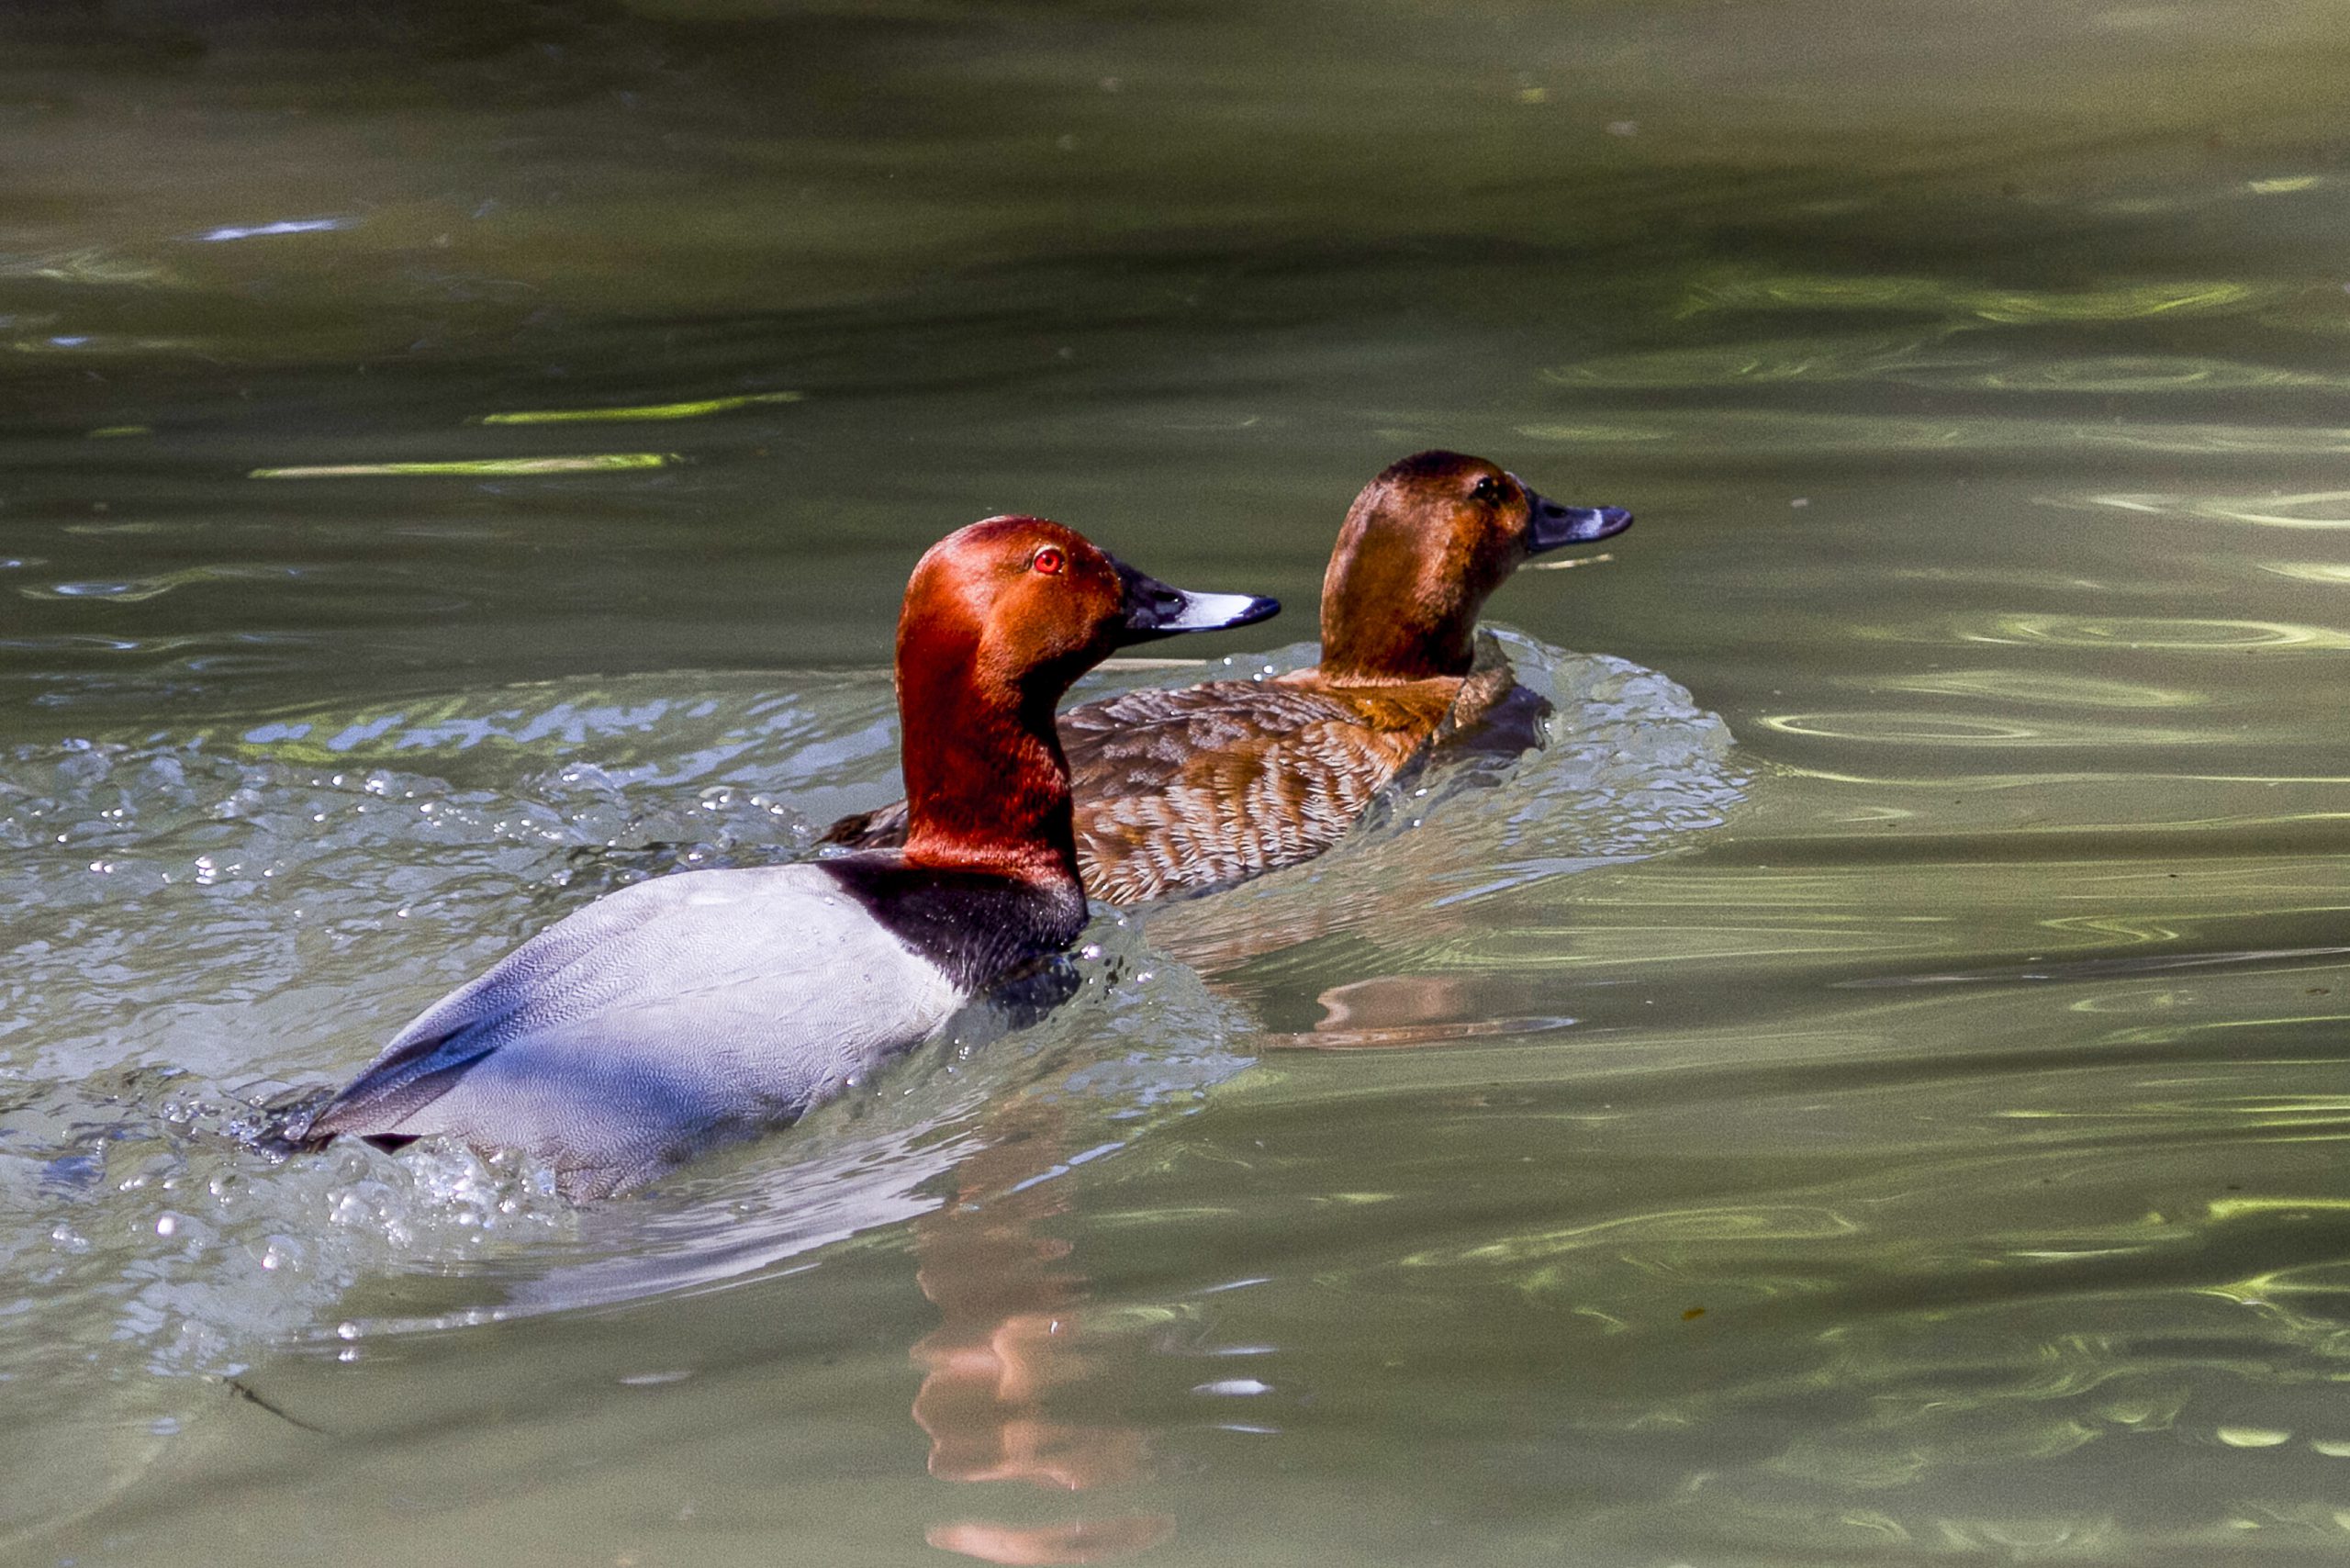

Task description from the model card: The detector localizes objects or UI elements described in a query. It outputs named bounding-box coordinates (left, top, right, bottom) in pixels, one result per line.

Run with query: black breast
left=820, top=856, right=1089, bottom=993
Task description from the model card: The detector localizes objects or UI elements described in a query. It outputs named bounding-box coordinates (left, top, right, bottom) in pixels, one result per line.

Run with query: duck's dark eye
left=1031, top=545, right=1067, bottom=576
left=1470, top=475, right=1505, bottom=504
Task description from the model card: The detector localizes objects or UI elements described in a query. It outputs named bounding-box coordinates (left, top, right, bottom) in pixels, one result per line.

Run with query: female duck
left=827, top=451, right=1629, bottom=902
left=299, top=517, right=1277, bottom=1198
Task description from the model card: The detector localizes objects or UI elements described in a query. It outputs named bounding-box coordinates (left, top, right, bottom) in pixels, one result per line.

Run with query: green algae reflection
left=249, top=454, right=677, bottom=478
left=475, top=391, right=803, bottom=425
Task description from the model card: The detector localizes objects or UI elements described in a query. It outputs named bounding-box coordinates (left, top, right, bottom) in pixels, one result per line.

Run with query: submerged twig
left=226, top=1376, right=328, bottom=1436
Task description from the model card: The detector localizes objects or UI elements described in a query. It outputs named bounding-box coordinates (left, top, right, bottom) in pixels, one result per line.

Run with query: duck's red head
left=1317, top=451, right=1631, bottom=683
left=895, top=515, right=1279, bottom=876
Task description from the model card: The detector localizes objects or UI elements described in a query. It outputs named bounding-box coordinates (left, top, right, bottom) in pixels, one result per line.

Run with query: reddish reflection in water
left=923, top=1517, right=1176, bottom=1566
left=1279, top=972, right=1555, bottom=1049
left=911, top=1103, right=1173, bottom=1564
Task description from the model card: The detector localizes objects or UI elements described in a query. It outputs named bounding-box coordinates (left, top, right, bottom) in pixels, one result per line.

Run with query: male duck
left=299, top=517, right=1278, bottom=1197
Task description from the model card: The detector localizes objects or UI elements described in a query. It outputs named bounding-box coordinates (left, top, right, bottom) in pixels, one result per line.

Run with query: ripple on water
left=1516, top=409, right=2350, bottom=461
left=2087, top=490, right=2350, bottom=529
left=1673, top=267, right=2273, bottom=325
left=1867, top=670, right=2205, bottom=710
left=1540, top=333, right=1998, bottom=389
left=17, top=565, right=308, bottom=603
left=1954, top=613, right=2350, bottom=652
left=1760, top=711, right=2211, bottom=746
left=1957, top=355, right=2344, bottom=393
left=1548, top=341, right=2348, bottom=398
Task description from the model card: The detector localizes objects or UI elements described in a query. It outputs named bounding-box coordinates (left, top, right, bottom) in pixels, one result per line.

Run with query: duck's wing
left=1429, top=642, right=1549, bottom=758
left=1062, top=678, right=1454, bottom=903
left=303, top=863, right=967, bottom=1191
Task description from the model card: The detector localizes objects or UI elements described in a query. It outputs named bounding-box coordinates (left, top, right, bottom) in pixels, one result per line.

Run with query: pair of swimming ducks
left=298, top=451, right=1632, bottom=1197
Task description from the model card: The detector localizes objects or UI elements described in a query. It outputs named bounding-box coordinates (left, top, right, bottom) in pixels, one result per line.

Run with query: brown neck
left=1317, top=528, right=1481, bottom=685
left=1320, top=622, right=1476, bottom=685
left=896, top=636, right=1082, bottom=883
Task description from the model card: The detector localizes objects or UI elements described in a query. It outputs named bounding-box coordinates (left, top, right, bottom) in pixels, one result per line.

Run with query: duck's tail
left=243, top=1083, right=340, bottom=1159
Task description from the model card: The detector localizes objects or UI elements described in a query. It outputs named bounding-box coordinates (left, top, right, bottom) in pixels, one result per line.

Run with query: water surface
left=4, top=2, right=2349, bottom=1562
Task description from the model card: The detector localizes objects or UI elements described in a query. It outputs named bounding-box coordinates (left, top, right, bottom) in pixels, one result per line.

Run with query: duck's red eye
left=1470, top=476, right=1505, bottom=503
left=1031, top=545, right=1067, bottom=576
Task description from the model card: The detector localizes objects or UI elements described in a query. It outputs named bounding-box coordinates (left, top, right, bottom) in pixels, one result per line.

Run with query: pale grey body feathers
left=307, top=865, right=963, bottom=1199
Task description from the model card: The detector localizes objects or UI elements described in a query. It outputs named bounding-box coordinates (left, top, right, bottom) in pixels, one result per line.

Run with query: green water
left=4, top=3, right=2349, bottom=1563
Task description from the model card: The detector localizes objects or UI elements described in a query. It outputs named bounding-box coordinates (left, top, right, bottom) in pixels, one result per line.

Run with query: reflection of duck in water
left=296, top=517, right=1276, bottom=1199
left=826, top=451, right=1630, bottom=903
left=912, top=1097, right=1173, bottom=1565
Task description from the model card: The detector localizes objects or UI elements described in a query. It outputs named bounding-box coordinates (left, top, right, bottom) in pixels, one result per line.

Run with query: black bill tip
left=1113, top=559, right=1281, bottom=644
left=1520, top=481, right=1634, bottom=556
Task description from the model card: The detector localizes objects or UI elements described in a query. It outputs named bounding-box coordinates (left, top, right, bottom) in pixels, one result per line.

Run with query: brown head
left=1316, top=451, right=1631, bottom=683
left=894, top=515, right=1279, bottom=876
